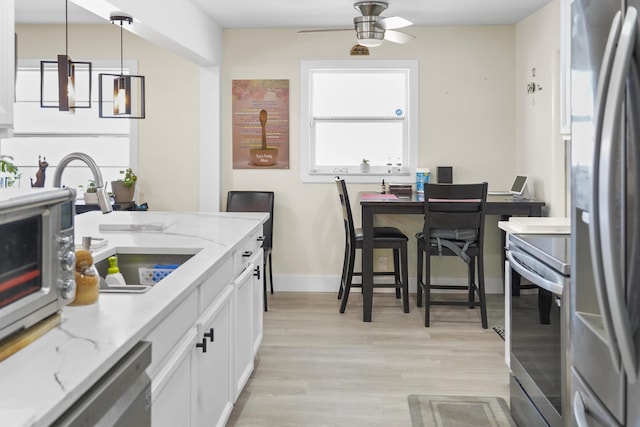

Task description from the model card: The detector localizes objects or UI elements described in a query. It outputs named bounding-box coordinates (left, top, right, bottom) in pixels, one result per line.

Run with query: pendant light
left=99, top=12, right=145, bottom=119
left=40, top=0, right=92, bottom=111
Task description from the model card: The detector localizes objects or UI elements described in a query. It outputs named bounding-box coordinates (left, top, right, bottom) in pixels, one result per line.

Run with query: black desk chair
left=416, top=182, right=488, bottom=328
left=335, top=177, right=409, bottom=314
left=226, top=191, right=274, bottom=311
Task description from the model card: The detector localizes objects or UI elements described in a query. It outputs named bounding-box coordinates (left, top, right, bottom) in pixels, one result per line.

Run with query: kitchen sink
left=94, top=252, right=195, bottom=293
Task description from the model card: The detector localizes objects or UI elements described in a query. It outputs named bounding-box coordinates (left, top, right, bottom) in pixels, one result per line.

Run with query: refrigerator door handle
left=589, top=10, right=623, bottom=374
left=599, top=5, right=638, bottom=384
left=572, top=391, right=589, bottom=427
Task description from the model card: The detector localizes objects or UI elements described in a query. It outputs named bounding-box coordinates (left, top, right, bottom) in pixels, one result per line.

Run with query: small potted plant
left=0, top=155, right=21, bottom=188
left=79, top=180, right=99, bottom=205
left=360, top=158, right=371, bottom=173
left=110, top=168, right=137, bottom=203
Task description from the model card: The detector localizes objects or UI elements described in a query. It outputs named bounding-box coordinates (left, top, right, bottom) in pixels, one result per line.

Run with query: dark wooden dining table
left=358, top=192, right=545, bottom=322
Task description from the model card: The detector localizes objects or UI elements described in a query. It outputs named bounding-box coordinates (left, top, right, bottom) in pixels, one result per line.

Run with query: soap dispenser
left=105, top=256, right=127, bottom=286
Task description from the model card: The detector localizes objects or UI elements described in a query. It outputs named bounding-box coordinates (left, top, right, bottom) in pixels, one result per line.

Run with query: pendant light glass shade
left=39, top=0, right=91, bottom=112
left=98, top=13, right=145, bottom=119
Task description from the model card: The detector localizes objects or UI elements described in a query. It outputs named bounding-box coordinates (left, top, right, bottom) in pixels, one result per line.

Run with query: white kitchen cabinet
left=149, top=280, right=234, bottom=427
left=149, top=289, right=198, bottom=427
left=151, top=329, right=196, bottom=427
left=0, top=0, right=14, bottom=137
left=252, top=255, right=264, bottom=357
left=233, top=258, right=257, bottom=401
left=560, top=0, right=571, bottom=137
left=194, top=285, right=233, bottom=427
left=149, top=228, right=265, bottom=427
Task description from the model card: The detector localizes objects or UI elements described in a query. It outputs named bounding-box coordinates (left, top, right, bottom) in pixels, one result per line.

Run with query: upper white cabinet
left=560, top=0, right=571, bottom=137
left=0, top=0, right=14, bottom=137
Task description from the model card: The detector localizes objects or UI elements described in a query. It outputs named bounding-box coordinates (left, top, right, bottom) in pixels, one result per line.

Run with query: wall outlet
left=377, top=256, right=388, bottom=271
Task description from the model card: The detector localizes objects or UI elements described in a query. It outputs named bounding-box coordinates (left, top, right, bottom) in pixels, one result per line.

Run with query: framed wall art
left=232, top=79, right=289, bottom=169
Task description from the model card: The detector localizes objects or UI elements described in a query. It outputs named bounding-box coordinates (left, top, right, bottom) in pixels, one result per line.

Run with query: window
left=0, top=60, right=137, bottom=196
left=300, top=60, right=418, bottom=183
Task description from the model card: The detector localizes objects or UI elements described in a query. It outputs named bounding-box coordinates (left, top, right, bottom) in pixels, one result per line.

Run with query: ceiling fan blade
left=298, top=28, right=352, bottom=34
left=377, top=16, right=412, bottom=30
left=384, top=30, right=415, bottom=44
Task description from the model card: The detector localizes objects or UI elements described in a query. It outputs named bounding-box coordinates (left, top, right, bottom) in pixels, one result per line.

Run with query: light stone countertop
left=498, top=216, right=570, bottom=235
left=0, top=211, right=268, bottom=427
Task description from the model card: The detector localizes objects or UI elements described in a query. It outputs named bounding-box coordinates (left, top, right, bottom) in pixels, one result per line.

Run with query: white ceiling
left=16, top=0, right=553, bottom=27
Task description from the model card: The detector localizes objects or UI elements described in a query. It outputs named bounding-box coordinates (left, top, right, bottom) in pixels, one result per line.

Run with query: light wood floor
left=227, top=291, right=509, bottom=426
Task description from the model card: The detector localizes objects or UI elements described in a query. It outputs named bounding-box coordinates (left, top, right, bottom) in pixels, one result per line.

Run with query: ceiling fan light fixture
left=297, top=1, right=413, bottom=48
left=354, top=16, right=384, bottom=47
left=356, top=35, right=384, bottom=47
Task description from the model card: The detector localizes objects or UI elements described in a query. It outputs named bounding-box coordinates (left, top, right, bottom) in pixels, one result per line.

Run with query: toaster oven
left=0, top=188, right=77, bottom=341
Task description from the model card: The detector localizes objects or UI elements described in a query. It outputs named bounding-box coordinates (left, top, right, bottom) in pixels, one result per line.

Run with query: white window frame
left=300, top=59, right=419, bottom=183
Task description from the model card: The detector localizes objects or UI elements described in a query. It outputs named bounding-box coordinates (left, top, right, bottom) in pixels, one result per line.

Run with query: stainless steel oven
left=506, top=233, right=571, bottom=427
left=0, top=188, right=77, bottom=341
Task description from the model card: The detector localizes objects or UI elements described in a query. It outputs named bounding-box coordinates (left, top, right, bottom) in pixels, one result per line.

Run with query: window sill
left=302, top=172, right=415, bottom=184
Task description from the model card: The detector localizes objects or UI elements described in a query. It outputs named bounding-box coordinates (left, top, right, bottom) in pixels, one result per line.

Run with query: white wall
left=221, top=26, right=518, bottom=291
left=515, top=0, right=565, bottom=217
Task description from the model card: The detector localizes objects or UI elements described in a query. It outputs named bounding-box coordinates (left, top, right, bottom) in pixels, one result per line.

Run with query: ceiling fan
left=298, top=1, right=415, bottom=48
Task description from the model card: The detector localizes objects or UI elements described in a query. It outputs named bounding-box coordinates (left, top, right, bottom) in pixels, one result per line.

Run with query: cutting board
left=0, top=313, right=61, bottom=362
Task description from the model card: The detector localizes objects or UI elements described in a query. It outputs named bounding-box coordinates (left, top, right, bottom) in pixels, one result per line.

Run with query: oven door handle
left=507, top=248, right=564, bottom=296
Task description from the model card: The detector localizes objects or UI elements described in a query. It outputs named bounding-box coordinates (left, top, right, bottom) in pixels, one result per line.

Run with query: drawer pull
left=195, top=337, right=207, bottom=353
left=257, top=236, right=265, bottom=242
left=242, top=251, right=253, bottom=258
left=254, top=266, right=261, bottom=279
left=204, top=327, right=214, bottom=342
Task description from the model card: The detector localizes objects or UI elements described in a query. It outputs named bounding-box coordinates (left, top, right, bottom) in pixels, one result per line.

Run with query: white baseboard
left=271, top=275, right=504, bottom=294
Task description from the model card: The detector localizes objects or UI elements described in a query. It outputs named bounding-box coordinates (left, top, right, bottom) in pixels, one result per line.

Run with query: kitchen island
left=0, top=210, right=268, bottom=427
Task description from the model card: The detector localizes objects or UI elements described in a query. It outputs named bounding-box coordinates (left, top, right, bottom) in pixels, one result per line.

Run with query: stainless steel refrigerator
left=570, top=0, right=640, bottom=426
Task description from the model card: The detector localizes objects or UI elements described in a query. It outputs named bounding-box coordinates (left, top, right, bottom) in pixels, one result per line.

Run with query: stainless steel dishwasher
left=52, top=341, right=152, bottom=427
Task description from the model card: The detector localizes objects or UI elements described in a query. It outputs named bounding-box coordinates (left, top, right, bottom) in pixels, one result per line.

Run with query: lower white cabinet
left=149, top=290, right=198, bottom=427
left=151, top=334, right=195, bottom=427
left=233, top=257, right=257, bottom=401
left=195, top=285, right=233, bottom=427
left=149, top=229, right=265, bottom=427
left=252, top=254, right=264, bottom=357
left=150, top=285, right=234, bottom=427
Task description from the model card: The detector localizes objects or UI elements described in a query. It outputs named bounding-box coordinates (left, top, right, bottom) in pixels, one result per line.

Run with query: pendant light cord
left=65, top=0, right=68, bottom=56
left=120, top=20, right=124, bottom=76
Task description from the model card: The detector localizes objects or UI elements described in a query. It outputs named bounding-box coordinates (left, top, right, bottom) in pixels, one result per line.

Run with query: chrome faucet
left=53, top=152, right=113, bottom=214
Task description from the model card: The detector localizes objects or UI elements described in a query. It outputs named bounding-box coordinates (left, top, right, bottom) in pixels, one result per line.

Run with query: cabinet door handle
left=254, top=266, right=261, bottom=279
left=242, top=251, right=253, bottom=258
left=257, top=236, right=265, bottom=242
left=204, top=327, right=214, bottom=342
left=195, top=337, right=207, bottom=353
